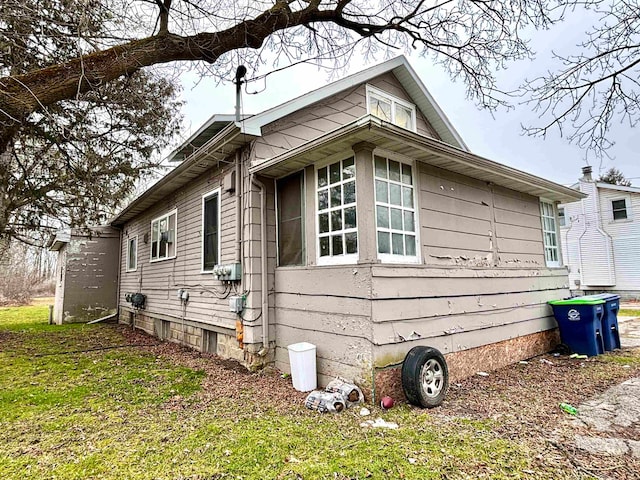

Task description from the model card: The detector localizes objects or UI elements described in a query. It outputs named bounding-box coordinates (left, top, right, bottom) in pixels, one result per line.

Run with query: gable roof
left=596, top=182, right=640, bottom=194
left=168, top=56, right=467, bottom=166
left=111, top=57, right=582, bottom=227
left=238, top=55, right=467, bottom=150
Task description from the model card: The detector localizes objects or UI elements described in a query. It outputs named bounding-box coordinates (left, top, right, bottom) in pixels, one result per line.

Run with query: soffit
left=250, top=117, right=585, bottom=204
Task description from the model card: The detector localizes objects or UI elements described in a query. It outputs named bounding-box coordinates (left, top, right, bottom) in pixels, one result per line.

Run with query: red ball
left=380, top=396, right=395, bottom=409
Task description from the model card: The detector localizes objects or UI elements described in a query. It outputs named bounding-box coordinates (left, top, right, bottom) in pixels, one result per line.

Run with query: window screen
left=277, top=171, right=304, bottom=266
left=203, top=193, right=219, bottom=271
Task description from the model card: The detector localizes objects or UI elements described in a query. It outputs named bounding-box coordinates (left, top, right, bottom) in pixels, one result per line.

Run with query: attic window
left=366, top=85, right=416, bottom=132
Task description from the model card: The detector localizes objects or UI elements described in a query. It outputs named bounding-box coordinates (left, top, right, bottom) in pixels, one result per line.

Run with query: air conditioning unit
left=160, top=230, right=175, bottom=244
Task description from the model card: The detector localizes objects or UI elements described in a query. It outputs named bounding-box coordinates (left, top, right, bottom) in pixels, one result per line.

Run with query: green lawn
left=0, top=305, right=602, bottom=479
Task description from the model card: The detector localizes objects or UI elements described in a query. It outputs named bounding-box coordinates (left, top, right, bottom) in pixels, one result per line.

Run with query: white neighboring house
left=560, top=166, right=640, bottom=298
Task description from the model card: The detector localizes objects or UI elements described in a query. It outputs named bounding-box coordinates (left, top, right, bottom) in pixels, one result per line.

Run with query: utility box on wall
left=49, top=226, right=120, bottom=324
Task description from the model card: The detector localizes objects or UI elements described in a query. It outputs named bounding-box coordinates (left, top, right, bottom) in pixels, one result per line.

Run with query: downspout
left=235, top=151, right=242, bottom=276
left=251, top=175, right=269, bottom=353
left=234, top=150, right=244, bottom=347
left=115, top=227, right=123, bottom=322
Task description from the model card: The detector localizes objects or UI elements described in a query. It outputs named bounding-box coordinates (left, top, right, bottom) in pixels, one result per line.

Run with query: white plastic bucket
left=287, top=342, right=317, bottom=392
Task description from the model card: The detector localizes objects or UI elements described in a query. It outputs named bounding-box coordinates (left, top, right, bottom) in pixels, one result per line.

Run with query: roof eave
left=110, top=123, right=254, bottom=227
left=595, top=182, right=640, bottom=194
left=250, top=116, right=585, bottom=204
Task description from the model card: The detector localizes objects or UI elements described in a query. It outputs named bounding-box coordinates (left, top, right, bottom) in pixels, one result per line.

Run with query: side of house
left=108, top=56, right=582, bottom=399
left=560, top=166, right=640, bottom=298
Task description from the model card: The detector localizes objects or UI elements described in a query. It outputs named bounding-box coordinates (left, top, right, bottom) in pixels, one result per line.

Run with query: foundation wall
left=373, top=328, right=561, bottom=402
left=119, top=307, right=247, bottom=363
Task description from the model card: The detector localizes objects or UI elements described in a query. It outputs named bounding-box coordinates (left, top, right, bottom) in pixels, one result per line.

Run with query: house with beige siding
left=109, top=56, right=583, bottom=402
left=560, top=166, right=640, bottom=298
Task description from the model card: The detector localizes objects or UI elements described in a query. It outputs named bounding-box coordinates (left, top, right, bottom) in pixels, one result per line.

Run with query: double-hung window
left=126, top=236, right=137, bottom=272
left=374, top=155, right=418, bottom=261
left=202, top=189, right=220, bottom=272
left=150, top=210, right=177, bottom=262
left=611, top=198, right=628, bottom=220
left=540, top=201, right=560, bottom=267
left=367, top=85, right=417, bottom=132
left=317, top=158, right=357, bottom=264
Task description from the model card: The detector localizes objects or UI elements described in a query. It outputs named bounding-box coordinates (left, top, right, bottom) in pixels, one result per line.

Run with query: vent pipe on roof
left=581, top=165, right=593, bottom=182
left=234, top=65, right=247, bottom=122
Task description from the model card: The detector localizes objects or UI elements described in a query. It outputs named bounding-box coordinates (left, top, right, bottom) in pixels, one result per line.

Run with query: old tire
left=401, top=346, right=448, bottom=408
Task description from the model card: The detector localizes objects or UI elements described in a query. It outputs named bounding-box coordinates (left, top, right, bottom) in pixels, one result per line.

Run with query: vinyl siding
left=274, top=154, right=564, bottom=385
left=251, top=72, right=439, bottom=167
left=273, top=266, right=373, bottom=387
left=119, top=162, right=242, bottom=333
left=369, top=266, right=568, bottom=367
left=598, top=186, right=640, bottom=290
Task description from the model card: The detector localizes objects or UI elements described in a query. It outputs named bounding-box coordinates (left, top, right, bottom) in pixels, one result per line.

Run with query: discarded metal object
left=304, top=378, right=363, bottom=413
left=325, top=378, right=364, bottom=408
left=304, top=391, right=346, bottom=414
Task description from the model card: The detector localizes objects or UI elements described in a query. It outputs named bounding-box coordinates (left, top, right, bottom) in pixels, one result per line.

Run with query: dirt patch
left=430, top=350, right=640, bottom=480
left=115, top=324, right=640, bottom=478
left=118, top=325, right=308, bottom=415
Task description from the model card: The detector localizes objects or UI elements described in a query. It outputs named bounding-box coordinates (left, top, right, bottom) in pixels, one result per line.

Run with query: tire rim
left=420, top=358, right=444, bottom=398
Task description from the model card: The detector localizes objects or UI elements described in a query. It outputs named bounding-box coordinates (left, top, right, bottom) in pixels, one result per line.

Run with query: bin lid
left=548, top=296, right=605, bottom=306
left=586, top=293, right=620, bottom=301
left=287, top=342, right=316, bottom=353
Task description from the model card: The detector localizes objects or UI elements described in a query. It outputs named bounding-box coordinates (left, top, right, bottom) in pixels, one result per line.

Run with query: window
left=317, top=157, right=357, bottom=264
left=202, top=190, right=220, bottom=271
left=612, top=199, right=628, bottom=220
left=150, top=210, right=177, bottom=262
left=277, top=171, right=304, bottom=266
left=374, top=155, right=418, bottom=261
left=558, top=207, right=566, bottom=227
left=540, top=201, right=560, bottom=267
left=366, top=85, right=416, bottom=131
left=126, top=236, right=137, bottom=272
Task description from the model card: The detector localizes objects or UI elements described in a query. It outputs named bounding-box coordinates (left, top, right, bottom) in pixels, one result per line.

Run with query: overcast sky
left=176, top=16, right=638, bottom=188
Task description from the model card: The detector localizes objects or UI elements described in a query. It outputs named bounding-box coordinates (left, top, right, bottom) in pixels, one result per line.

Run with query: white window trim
left=558, top=207, right=566, bottom=228
left=540, top=200, right=561, bottom=268
left=316, top=157, right=359, bottom=266
left=126, top=235, right=138, bottom=272
left=373, top=154, right=421, bottom=264
left=201, top=188, right=222, bottom=273
left=366, top=84, right=417, bottom=132
left=149, top=209, right=178, bottom=263
left=610, top=195, right=632, bottom=222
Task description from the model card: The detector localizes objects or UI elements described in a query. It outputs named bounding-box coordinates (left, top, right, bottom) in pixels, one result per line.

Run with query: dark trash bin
left=548, top=297, right=606, bottom=356
left=586, top=294, right=621, bottom=351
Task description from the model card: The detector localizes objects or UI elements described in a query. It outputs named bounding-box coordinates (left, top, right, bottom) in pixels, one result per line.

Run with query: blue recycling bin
left=548, top=297, right=605, bottom=356
left=587, top=294, right=621, bottom=351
